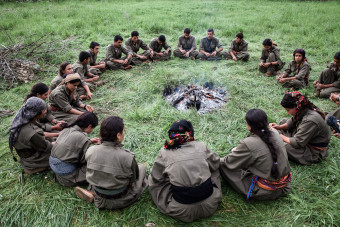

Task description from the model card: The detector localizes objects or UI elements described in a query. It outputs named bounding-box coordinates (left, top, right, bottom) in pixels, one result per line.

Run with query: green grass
left=0, top=0, right=340, bottom=226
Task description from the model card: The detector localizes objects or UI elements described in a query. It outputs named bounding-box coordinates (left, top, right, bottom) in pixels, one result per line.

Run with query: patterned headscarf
left=9, top=97, right=46, bottom=154
left=164, top=120, right=195, bottom=149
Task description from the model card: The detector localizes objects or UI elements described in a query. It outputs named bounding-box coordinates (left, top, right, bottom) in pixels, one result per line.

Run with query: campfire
left=163, top=82, right=229, bottom=114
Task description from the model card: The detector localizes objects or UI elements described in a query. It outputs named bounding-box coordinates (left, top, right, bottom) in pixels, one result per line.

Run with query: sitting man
left=87, top=42, right=106, bottom=75
left=105, top=35, right=133, bottom=70
left=225, top=32, right=250, bottom=61
left=149, top=35, right=171, bottom=61
left=173, top=28, right=198, bottom=59
left=125, top=31, right=152, bottom=65
left=198, top=28, right=223, bottom=60
left=313, top=51, right=340, bottom=97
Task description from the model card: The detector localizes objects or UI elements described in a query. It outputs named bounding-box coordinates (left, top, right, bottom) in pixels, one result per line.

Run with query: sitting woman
left=148, top=120, right=222, bottom=223
left=49, top=73, right=94, bottom=124
left=9, top=97, right=53, bottom=174
left=270, top=92, right=331, bottom=165
left=220, top=109, right=291, bottom=201
left=25, top=82, right=65, bottom=139
left=50, top=62, right=73, bottom=92
left=277, top=49, right=311, bottom=90
left=74, top=116, right=148, bottom=209
left=50, top=112, right=100, bottom=187
left=259, top=39, right=284, bottom=76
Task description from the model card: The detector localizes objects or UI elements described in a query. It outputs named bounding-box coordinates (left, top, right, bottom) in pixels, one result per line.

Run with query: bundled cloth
left=49, top=155, right=77, bottom=175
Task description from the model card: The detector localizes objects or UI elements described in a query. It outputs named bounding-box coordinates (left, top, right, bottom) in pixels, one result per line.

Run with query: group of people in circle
left=7, top=27, right=340, bottom=222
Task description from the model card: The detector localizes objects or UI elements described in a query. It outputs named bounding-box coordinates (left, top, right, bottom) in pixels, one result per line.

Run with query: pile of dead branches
left=0, top=29, right=78, bottom=87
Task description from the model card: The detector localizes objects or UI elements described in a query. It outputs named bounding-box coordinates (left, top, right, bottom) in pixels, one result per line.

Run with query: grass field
left=0, top=0, right=340, bottom=226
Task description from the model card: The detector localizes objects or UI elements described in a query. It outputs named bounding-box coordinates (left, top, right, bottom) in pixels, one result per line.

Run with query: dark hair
left=131, top=31, right=139, bottom=37
left=236, top=32, right=243, bottom=39
left=90, top=41, right=100, bottom=49
left=68, top=112, right=98, bottom=129
left=59, top=62, right=71, bottom=76
left=79, top=51, right=91, bottom=62
left=67, top=79, right=81, bottom=84
left=293, top=49, right=306, bottom=61
left=207, top=28, right=214, bottom=33
left=245, top=109, right=279, bottom=179
left=334, top=51, right=340, bottom=60
left=24, top=82, right=49, bottom=102
left=184, top=28, right=191, bottom=34
left=100, top=116, right=124, bottom=142
left=158, top=35, right=166, bottom=42
left=262, top=38, right=272, bottom=46
left=114, top=35, right=123, bottom=42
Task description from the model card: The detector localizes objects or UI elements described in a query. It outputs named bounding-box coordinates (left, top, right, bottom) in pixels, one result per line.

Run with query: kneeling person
left=173, top=28, right=198, bottom=59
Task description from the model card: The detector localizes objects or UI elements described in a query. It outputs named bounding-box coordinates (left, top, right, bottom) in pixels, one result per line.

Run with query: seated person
left=329, top=93, right=340, bottom=119
left=198, top=28, right=223, bottom=60
left=87, top=41, right=106, bottom=75
left=105, top=35, right=133, bottom=70
left=173, top=28, right=198, bottom=59
left=149, top=35, right=172, bottom=61
left=9, top=97, right=53, bottom=174
left=49, top=73, right=94, bottom=124
left=259, top=39, right=284, bottom=76
left=220, top=109, right=291, bottom=201
left=149, top=120, right=222, bottom=223
left=313, top=51, right=340, bottom=97
left=125, top=31, right=152, bottom=65
left=50, top=112, right=100, bottom=187
left=225, top=32, right=250, bottom=61
left=50, top=62, right=73, bottom=92
left=277, top=49, right=311, bottom=90
left=269, top=92, right=331, bottom=165
left=74, top=116, right=148, bottom=209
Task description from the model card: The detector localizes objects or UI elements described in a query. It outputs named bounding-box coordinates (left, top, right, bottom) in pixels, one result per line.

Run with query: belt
left=16, top=148, right=37, bottom=158
left=49, top=106, right=60, bottom=111
left=94, top=185, right=129, bottom=200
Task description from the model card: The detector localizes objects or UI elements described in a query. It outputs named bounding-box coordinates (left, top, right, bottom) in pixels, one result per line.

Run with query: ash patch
left=163, top=83, right=229, bottom=114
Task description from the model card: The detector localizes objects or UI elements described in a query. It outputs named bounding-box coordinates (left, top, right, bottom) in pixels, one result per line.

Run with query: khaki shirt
left=228, top=39, right=248, bottom=53
left=72, top=61, right=90, bottom=84
left=86, top=141, right=139, bottom=189
left=50, top=74, right=64, bottom=92
left=325, top=62, right=340, bottom=88
left=260, top=45, right=281, bottom=63
left=49, top=85, right=83, bottom=112
left=199, top=37, right=222, bottom=53
left=51, top=125, right=90, bottom=164
left=176, top=35, right=196, bottom=51
left=284, top=60, right=311, bottom=81
left=221, top=130, right=291, bottom=181
left=149, top=141, right=220, bottom=187
left=125, top=38, right=149, bottom=56
left=149, top=38, right=171, bottom=53
left=105, top=44, right=133, bottom=61
left=39, top=103, right=55, bottom=132
left=87, top=49, right=97, bottom=66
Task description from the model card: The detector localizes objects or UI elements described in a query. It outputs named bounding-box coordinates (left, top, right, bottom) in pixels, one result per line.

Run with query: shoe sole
left=74, top=187, right=94, bottom=203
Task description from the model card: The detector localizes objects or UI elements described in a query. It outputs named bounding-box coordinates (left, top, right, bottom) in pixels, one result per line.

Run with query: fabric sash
left=16, top=148, right=37, bottom=159
left=94, top=185, right=129, bottom=199
left=307, top=141, right=329, bottom=152
left=49, top=155, right=77, bottom=175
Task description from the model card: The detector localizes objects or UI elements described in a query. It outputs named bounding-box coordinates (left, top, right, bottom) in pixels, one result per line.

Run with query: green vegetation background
left=0, top=0, right=339, bottom=226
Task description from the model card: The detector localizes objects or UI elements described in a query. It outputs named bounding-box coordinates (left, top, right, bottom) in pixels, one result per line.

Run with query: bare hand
left=52, top=122, right=65, bottom=131
left=85, top=105, right=94, bottom=112
left=185, top=52, right=190, bottom=57
left=122, top=59, right=129, bottom=65
left=180, top=49, right=186, bottom=54
left=232, top=56, right=237, bottom=61
left=138, top=55, right=147, bottom=60
left=269, top=123, right=281, bottom=130
left=87, top=92, right=93, bottom=100
left=92, top=76, right=99, bottom=82
left=90, top=137, right=101, bottom=144
left=316, top=83, right=324, bottom=89
left=264, top=63, right=271, bottom=68
left=150, top=51, right=154, bottom=58
left=164, top=50, right=169, bottom=55
left=313, top=80, right=319, bottom=85
left=211, top=51, right=217, bottom=56
left=205, top=53, right=211, bottom=57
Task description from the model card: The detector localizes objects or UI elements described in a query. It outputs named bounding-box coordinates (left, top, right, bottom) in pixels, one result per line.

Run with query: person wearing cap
left=224, top=32, right=250, bottom=61
left=149, top=35, right=172, bottom=61
left=220, top=109, right=291, bottom=201
left=277, top=49, right=311, bottom=90
left=259, top=39, right=284, bottom=76
left=313, top=51, right=340, bottom=98
left=198, top=28, right=223, bottom=60
left=125, top=31, right=152, bottom=65
left=105, top=35, right=133, bottom=70
left=269, top=92, right=331, bottom=165
left=87, top=41, right=106, bottom=75
left=49, top=73, right=94, bottom=124
left=173, top=28, right=198, bottom=60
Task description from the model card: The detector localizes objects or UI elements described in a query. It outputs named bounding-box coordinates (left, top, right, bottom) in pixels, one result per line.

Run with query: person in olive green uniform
left=105, top=35, right=133, bottom=70
left=125, top=31, right=152, bottom=65
left=149, top=120, right=222, bottom=223
left=49, top=73, right=94, bottom=124
left=173, top=28, right=198, bottom=59
left=149, top=35, right=172, bottom=61
left=313, top=51, right=340, bottom=98
left=224, top=32, right=250, bottom=61
left=270, top=92, right=331, bottom=165
left=87, top=42, right=106, bottom=75
left=198, top=28, right=223, bottom=60
left=50, top=62, right=74, bottom=92
left=74, top=116, right=148, bottom=209
left=220, top=109, right=291, bottom=201
left=277, top=49, right=311, bottom=90
left=50, top=112, right=100, bottom=187
left=329, top=93, right=340, bottom=119
left=259, top=39, right=284, bottom=76
left=9, top=97, right=53, bottom=174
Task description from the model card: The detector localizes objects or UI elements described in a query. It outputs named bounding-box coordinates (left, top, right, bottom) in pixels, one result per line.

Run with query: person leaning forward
left=198, top=28, right=223, bottom=60
left=149, top=35, right=172, bottom=61
left=225, top=32, right=250, bottom=61
left=173, top=28, right=198, bottom=60
left=105, top=35, right=133, bottom=70
left=259, top=38, right=284, bottom=76
left=125, top=31, right=152, bottom=65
